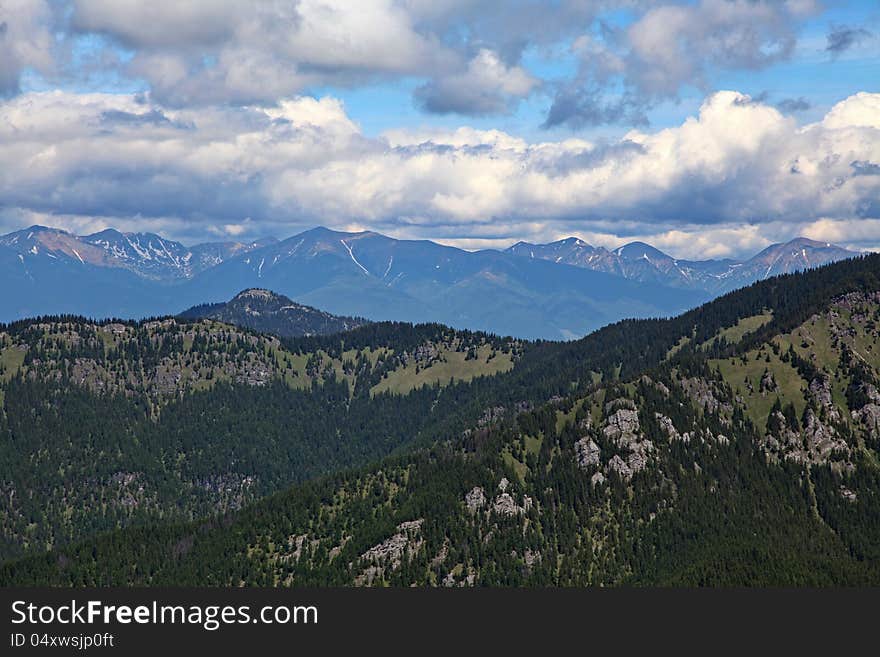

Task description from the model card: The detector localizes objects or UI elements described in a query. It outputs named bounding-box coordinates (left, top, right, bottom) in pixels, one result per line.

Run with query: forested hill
left=0, top=316, right=522, bottom=561
left=3, top=254, right=880, bottom=585
left=179, top=288, right=370, bottom=338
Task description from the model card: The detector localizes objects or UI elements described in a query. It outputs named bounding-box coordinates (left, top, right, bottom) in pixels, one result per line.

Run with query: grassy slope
left=371, top=344, right=513, bottom=396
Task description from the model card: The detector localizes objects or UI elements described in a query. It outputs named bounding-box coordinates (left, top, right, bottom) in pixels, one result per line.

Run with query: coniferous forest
left=2, top=255, right=880, bottom=586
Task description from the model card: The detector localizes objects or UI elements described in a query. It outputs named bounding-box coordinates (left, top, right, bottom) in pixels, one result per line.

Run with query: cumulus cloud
left=0, top=0, right=830, bottom=124
left=69, top=0, right=593, bottom=114
left=0, top=88, right=878, bottom=258
left=547, top=0, right=820, bottom=127
left=0, top=0, right=56, bottom=96
left=414, top=49, right=538, bottom=115
left=68, top=0, right=453, bottom=106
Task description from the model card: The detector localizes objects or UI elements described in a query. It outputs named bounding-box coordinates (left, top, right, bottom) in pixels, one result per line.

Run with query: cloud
left=547, top=0, right=820, bottom=128
left=0, top=0, right=55, bottom=96
left=822, top=91, right=880, bottom=129
left=69, top=0, right=453, bottom=106
left=414, top=49, right=538, bottom=115
left=624, top=1, right=812, bottom=94
left=69, top=0, right=590, bottom=113
left=825, top=25, right=871, bottom=56
left=0, top=88, right=878, bottom=259
left=543, top=87, right=649, bottom=129
left=0, top=0, right=830, bottom=126
left=776, top=97, right=811, bottom=113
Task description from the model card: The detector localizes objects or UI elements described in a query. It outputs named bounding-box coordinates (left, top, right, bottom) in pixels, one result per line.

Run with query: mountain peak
left=14, top=224, right=70, bottom=237
left=84, top=228, right=125, bottom=240
left=779, top=236, right=850, bottom=250
left=753, top=236, right=856, bottom=258
left=614, top=241, right=672, bottom=261
left=234, top=288, right=286, bottom=302
left=182, top=288, right=370, bottom=338
left=557, top=236, right=593, bottom=249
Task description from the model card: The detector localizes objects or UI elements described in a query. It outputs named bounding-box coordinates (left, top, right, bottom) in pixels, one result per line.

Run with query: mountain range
left=0, top=224, right=860, bottom=339
left=3, top=253, right=879, bottom=586
left=507, top=236, right=857, bottom=293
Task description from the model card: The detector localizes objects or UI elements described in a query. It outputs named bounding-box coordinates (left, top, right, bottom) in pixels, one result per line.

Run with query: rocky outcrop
left=851, top=383, right=880, bottom=434
left=853, top=403, right=880, bottom=433
left=600, top=401, right=652, bottom=480
left=524, top=549, right=541, bottom=569
left=655, top=413, right=690, bottom=442
left=574, top=438, right=601, bottom=469
left=607, top=454, right=633, bottom=479
left=640, top=375, right=670, bottom=396
left=680, top=377, right=732, bottom=415
left=763, top=407, right=851, bottom=469
left=801, top=408, right=850, bottom=462
left=493, top=493, right=524, bottom=517
left=478, top=406, right=506, bottom=427
left=603, top=407, right=641, bottom=444
left=442, top=570, right=477, bottom=588
left=356, top=519, right=424, bottom=585
left=490, top=478, right=531, bottom=516
left=808, top=376, right=840, bottom=421
left=465, top=486, right=486, bottom=513
left=562, top=399, right=659, bottom=483
left=760, top=370, right=778, bottom=395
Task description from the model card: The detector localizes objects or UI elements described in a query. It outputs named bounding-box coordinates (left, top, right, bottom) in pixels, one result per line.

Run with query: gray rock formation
left=357, top=519, right=424, bottom=585
left=465, top=486, right=486, bottom=513
left=492, top=492, right=524, bottom=517
left=574, top=437, right=601, bottom=469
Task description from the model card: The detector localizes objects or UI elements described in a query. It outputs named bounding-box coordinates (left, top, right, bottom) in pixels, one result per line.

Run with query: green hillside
left=3, top=254, right=880, bottom=585
left=0, top=317, right=521, bottom=560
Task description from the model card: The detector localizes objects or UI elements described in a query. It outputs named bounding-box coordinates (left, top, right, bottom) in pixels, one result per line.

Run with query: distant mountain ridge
left=507, top=236, right=858, bottom=293
left=0, top=225, right=274, bottom=282
left=0, top=224, right=706, bottom=339
left=179, top=226, right=706, bottom=339
left=180, top=288, right=370, bottom=337
left=0, top=223, right=858, bottom=339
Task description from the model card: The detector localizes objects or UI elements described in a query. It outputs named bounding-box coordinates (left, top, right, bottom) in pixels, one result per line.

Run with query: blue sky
left=325, top=1, right=880, bottom=141
left=29, top=1, right=878, bottom=139
left=0, top=1, right=878, bottom=258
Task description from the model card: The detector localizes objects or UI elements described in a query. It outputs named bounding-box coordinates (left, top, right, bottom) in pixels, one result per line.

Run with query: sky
left=0, top=1, right=878, bottom=259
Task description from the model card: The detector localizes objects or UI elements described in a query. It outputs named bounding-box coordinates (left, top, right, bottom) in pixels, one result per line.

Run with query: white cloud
left=624, top=0, right=809, bottom=95
left=0, top=0, right=840, bottom=127
left=0, top=89, right=877, bottom=259
left=70, top=0, right=457, bottom=106
left=821, top=92, right=880, bottom=130
left=0, top=0, right=55, bottom=95
left=546, top=0, right=822, bottom=127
